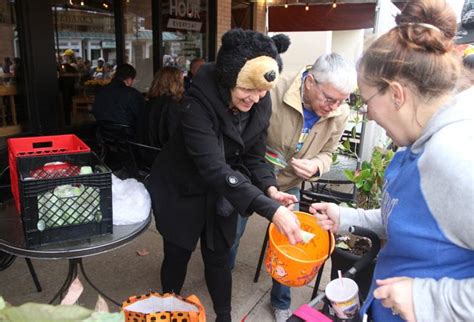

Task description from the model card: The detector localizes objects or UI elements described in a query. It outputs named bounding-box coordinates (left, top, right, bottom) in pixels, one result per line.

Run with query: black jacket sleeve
left=180, top=98, right=280, bottom=219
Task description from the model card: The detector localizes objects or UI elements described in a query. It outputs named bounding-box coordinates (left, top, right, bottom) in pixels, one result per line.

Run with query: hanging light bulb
left=102, top=2, right=108, bottom=8
left=80, top=1, right=84, bottom=6
left=305, top=3, right=309, bottom=11
left=284, top=0, right=288, bottom=8
left=332, top=0, right=337, bottom=8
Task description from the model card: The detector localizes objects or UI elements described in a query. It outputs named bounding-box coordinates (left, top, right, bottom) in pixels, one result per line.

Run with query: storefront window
left=51, top=0, right=116, bottom=126
left=161, top=0, right=209, bottom=75
left=123, top=0, right=153, bottom=93
left=0, top=0, right=25, bottom=137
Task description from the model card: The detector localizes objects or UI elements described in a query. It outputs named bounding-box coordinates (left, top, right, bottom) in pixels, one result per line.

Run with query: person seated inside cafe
left=92, top=63, right=145, bottom=135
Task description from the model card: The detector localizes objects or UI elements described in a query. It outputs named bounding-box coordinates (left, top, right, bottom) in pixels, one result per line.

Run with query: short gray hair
left=310, top=53, right=357, bottom=94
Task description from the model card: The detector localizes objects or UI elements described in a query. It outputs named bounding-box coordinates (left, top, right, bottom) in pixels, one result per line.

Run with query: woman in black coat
left=147, top=29, right=302, bottom=321
left=142, top=66, right=184, bottom=147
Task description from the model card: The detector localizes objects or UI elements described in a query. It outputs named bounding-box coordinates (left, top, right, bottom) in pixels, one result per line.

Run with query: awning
left=268, top=3, right=377, bottom=32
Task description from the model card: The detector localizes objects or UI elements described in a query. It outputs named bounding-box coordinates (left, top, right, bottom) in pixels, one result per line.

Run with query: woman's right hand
left=272, top=206, right=303, bottom=245
left=309, top=202, right=340, bottom=233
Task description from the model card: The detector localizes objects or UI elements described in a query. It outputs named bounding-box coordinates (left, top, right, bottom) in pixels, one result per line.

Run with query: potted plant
left=330, top=145, right=394, bottom=300
left=327, top=90, right=394, bottom=299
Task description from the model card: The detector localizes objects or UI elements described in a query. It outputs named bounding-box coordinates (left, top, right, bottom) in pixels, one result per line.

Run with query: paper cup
left=325, top=277, right=360, bottom=319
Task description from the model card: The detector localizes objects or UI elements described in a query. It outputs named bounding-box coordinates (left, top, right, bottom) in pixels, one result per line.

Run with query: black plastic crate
left=17, top=152, right=113, bottom=248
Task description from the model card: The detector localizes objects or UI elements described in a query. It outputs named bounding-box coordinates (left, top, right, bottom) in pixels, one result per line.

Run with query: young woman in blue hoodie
left=311, top=0, right=474, bottom=321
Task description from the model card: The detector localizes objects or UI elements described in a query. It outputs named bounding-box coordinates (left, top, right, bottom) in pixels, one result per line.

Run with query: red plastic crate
left=7, top=134, right=90, bottom=213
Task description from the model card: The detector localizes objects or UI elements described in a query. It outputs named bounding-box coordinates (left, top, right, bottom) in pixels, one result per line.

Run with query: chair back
left=96, top=121, right=134, bottom=172
left=127, top=140, right=161, bottom=182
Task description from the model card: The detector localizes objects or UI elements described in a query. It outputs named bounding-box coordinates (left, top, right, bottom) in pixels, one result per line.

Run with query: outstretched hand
left=373, top=277, right=415, bottom=322
left=272, top=206, right=303, bottom=245
left=290, top=158, right=319, bottom=180
left=309, top=202, right=340, bottom=233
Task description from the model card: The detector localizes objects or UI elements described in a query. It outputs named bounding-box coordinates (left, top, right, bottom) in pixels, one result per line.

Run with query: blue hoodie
left=338, top=87, right=474, bottom=321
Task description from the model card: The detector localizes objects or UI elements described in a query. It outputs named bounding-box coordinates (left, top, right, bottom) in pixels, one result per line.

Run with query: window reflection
left=52, top=0, right=116, bottom=126
left=161, top=0, right=209, bottom=79
left=123, top=0, right=153, bottom=93
left=0, top=0, right=25, bottom=137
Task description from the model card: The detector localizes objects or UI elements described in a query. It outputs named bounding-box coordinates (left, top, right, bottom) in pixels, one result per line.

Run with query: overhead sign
left=169, top=0, right=201, bottom=19
left=167, top=18, right=202, bottom=31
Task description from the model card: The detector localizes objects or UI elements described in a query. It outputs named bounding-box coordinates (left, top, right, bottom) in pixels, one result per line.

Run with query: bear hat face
left=216, top=29, right=290, bottom=92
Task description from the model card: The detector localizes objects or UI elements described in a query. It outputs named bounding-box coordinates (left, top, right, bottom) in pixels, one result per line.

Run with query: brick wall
left=0, top=24, right=15, bottom=65
left=216, top=0, right=231, bottom=54
left=253, top=2, right=267, bottom=34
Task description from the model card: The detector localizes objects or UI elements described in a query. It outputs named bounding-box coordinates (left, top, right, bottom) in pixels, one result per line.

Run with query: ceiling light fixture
left=305, top=3, right=309, bottom=11
left=332, top=0, right=337, bottom=8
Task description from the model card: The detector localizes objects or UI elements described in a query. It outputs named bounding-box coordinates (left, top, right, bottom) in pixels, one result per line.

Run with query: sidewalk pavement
left=0, top=214, right=332, bottom=321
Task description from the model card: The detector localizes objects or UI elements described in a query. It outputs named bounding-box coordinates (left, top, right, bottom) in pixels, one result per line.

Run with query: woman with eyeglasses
left=311, top=0, right=474, bottom=321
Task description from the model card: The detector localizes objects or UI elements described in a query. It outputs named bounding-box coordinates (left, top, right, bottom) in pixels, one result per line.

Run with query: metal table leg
left=25, top=258, right=42, bottom=292
left=49, top=258, right=120, bottom=307
left=49, top=258, right=78, bottom=304
left=78, top=259, right=120, bottom=306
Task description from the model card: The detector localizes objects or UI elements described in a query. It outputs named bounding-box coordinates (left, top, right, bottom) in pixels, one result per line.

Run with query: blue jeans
left=228, top=187, right=300, bottom=310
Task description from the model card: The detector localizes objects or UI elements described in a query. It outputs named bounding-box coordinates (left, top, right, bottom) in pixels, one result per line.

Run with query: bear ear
left=221, top=28, right=245, bottom=48
left=271, top=34, right=290, bottom=54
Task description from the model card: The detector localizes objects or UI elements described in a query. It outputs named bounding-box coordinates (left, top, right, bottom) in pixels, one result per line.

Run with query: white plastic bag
left=112, top=175, right=151, bottom=225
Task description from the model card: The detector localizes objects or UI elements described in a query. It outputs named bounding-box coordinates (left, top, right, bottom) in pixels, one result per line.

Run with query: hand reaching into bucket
left=309, top=202, right=340, bottom=233
left=267, top=186, right=298, bottom=209
left=272, top=206, right=303, bottom=245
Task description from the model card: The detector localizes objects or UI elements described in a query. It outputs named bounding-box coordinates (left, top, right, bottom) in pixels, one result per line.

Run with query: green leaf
left=342, top=140, right=351, bottom=151
left=358, top=169, right=371, bottom=180
left=361, top=161, right=370, bottom=170
left=343, top=169, right=355, bottom=181
left=0, top=303, right=92, bottom=322
left=363, top=181, right=372, bottom=192
left=336, top=242, right=350, bottom=250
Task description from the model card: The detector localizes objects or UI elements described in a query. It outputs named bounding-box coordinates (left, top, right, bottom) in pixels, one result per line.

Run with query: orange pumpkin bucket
left=265, top=211, right=335, bottom=287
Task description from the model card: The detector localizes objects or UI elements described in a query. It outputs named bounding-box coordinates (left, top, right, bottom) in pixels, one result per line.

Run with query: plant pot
left=330, top=246, right=376, bottom=301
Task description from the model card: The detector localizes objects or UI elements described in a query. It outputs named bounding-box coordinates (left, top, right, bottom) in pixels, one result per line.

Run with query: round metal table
left=0, top=200, right=151, bottom=306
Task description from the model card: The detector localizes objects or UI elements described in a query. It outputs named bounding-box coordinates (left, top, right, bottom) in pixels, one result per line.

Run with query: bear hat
left=215, top=29, right=290, bottom=94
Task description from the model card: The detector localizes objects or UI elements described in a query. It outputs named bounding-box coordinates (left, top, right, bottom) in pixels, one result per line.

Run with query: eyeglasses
left=359, top=85, right=387, bottom=113
left=313, top=79, right=349, bottom=107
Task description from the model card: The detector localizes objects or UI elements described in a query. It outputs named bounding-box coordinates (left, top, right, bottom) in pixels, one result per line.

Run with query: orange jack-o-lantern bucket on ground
left=122, top=292, right=206, bottom=322
left=265, top=211, right=335, bottom=287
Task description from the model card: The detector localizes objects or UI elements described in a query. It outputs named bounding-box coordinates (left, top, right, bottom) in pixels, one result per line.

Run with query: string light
left=305, top=3, right=309, bottom=11
left=284, top=0, right=288, bottom=8
left=332, top=0, right=337, bottom=8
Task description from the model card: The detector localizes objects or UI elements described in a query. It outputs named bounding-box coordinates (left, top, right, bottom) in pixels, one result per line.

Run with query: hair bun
left=397, top=23, right=451, bottom=54
left=395, top=0, right=456, bottom=54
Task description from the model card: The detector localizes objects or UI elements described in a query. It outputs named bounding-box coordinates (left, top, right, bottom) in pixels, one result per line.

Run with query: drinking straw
left=338, top=270, right=343, bottom=286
